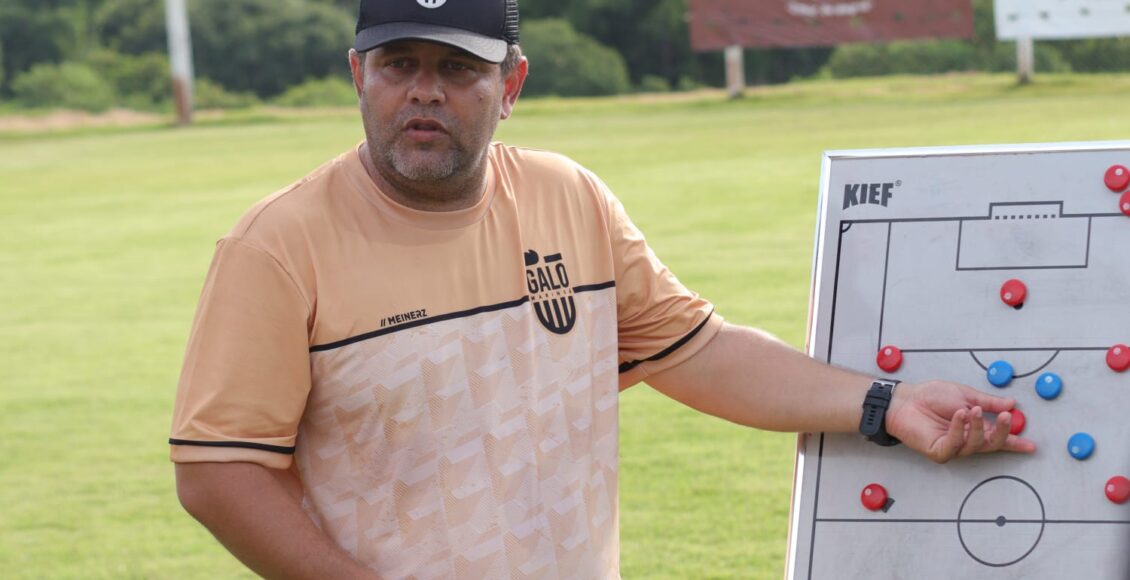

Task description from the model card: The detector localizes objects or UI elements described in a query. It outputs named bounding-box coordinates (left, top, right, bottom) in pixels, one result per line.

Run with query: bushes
left=637, top=75, right=671, bottom=93
left=982, top=42, right=1072, bottom=74
left=11, top=62, right=116, bottom=112
left=824, top=40, right=981, bottom=78
left=1054, top=38, right=1130, bottom=73
left=520, top=19, right=631, bottom=97
left=85, top=50, right=171, bottom=109
left=823, top=39, right=1073, bottom=78
left=193, top=79, right=260, bottom=110
left=272, top=76, right=356, bottom=107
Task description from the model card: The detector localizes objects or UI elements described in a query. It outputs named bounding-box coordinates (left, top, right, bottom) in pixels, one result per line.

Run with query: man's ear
left=348, top=48, right=364, bottom=97
left=500, top=57, right=528, bottom=120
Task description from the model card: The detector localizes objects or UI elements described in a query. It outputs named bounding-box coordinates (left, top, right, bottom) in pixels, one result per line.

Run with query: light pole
left=165, top=0, right=195, bottom=125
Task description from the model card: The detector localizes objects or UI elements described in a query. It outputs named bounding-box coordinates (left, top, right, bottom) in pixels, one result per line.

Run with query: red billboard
left=687, top=0, right=974, bottom=51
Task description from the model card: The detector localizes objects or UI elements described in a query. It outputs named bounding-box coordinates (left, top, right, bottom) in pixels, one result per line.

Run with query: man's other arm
left=643, top=322, right=1037, bottom=464
left=175, top=462, right=380, bottom=579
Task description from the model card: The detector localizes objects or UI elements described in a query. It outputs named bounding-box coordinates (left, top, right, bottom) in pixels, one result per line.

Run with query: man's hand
left=885, top=381, right=1038, bottom=464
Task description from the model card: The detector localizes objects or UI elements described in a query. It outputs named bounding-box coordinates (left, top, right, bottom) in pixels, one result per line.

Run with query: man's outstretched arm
left=644, top=322, right=1037, bottom=463
left=175, top=462, right=380, bottom=580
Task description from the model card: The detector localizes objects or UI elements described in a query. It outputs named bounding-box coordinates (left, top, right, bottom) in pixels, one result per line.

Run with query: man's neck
left=358, top=142, right=488, bottom=212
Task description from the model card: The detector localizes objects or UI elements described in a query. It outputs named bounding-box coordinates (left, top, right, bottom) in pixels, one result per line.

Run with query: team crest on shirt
left=524, top=249, right=576, bottom=334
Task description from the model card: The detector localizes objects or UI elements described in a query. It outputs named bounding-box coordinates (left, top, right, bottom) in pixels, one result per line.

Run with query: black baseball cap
left=354, top=0, right=520, bottom=64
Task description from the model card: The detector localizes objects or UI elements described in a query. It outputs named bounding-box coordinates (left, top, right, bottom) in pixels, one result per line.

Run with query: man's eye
left=445, top=61, right=472, bottom=71
left=387, top=59, right=412, bottom=69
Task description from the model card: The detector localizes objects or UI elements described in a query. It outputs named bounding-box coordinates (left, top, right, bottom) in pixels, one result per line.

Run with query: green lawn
left=2, top=73, right=1129, bottom=579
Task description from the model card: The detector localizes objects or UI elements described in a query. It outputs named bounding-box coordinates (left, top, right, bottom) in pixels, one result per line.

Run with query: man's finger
left=968, top=390, right=1016, bottom=414
left=960, top=407, right=985, bottom=456
left=985, top=411, right=1011, bottom=450
left=1002, top=434, right=1038, bottom=454
left=935, top=408, right=967, bottom=463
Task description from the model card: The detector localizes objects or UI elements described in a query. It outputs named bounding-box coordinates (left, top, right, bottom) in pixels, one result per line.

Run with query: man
left=170, top=0, right=1036, bottom=578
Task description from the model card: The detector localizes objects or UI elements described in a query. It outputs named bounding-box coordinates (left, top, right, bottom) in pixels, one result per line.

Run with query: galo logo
left=524, top=249, right=577, bottom=335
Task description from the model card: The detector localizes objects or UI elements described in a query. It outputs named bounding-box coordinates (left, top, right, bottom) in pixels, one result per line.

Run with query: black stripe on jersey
left=572, top=280, right=616, bottom=293
left=309, top=280, right=617, bottom=353
left=169, top=438, right=296, bottom=455
left=618, top=310, right=715, bottom=374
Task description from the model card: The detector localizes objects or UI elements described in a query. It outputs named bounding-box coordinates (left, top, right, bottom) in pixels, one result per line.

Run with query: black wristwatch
left=859, top=379, right=901, bottom=446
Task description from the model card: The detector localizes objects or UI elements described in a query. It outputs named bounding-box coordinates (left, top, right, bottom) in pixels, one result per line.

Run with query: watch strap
left=859, top=379, right=901, bottom=447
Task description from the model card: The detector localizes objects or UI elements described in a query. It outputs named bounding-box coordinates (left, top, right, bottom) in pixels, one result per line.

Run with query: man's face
left=349, top=41, right=519, bottom=189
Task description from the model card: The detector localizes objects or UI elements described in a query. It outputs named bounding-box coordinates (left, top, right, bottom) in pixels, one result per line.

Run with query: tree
left=520, top=19, right=630, bottom=97
left=91, top=0, right=355, bottom=98
left=0, top=4, right=78, bottom=94
left=561, top=0, right=698, bottom=84
left=308, top=0, right=356, bottom=14
left=189, top=0, right=354, bottom=97
left=94, top=0, right=167, bottom=55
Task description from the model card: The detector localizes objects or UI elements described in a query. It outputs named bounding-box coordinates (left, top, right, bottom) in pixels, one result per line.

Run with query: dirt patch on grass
left=0, top=109, right=165, bottom=133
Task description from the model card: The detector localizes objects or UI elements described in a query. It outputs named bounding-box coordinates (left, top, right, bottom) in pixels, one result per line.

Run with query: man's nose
left=406, top=68, right=445, bottom=105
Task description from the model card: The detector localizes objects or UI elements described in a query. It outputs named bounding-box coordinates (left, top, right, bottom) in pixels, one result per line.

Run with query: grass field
left=2, top=73, right=1130, bottom=579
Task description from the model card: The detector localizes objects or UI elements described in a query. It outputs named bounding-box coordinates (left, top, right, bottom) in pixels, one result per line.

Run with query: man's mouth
left=404, top=118, right=447, bottom=134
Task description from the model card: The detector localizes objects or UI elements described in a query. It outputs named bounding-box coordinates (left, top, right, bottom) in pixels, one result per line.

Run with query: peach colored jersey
left=170, top=143, right=721, bottom=578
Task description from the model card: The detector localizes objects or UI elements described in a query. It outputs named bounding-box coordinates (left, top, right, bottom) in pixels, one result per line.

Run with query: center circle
left=957, top=476, right=1045, bottom=567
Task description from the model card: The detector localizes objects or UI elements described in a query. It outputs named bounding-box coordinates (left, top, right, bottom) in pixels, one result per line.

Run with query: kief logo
left=843, top=180, right=901, bottom=210
left=417, top=0, right=447, bottom=8
left=524, top=249, right=576, bottom=335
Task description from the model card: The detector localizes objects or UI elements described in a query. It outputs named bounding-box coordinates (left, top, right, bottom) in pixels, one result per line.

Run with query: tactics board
left=786, top=142, right=1130, bottom=579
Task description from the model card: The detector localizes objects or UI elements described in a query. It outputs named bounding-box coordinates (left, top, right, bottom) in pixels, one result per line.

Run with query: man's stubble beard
left=360, top=95, right=502, bottom=204
left=384, top=125, right=463, bottom=182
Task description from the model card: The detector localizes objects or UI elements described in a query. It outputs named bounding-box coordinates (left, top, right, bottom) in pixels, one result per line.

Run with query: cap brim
left=355, top=22, right=507, bottom=64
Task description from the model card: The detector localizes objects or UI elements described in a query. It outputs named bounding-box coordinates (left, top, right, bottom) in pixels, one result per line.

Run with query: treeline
left=1, top=0, right=1128, bottom=113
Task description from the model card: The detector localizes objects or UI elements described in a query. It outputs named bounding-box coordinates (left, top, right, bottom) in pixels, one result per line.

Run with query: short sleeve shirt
left=170, top=143, right=721, bottom=579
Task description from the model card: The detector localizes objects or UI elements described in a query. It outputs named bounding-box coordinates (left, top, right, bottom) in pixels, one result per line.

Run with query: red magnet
left=1106, top=476, right=1130, bottom=504
left=1121, top=191, right=1130, bottom=217
left=1108, top=344, right=1130, bottom=372
left=1107, top=343, right=1125, bottom=370
left=1008, top=408, right=1026, bottom=436
left=1000, top=279, right=1027, bottom=308
left=861, top=483, right=892, bottom=512
left=876, top=345, right=903, bottom=373
left=1107, top=165, right=1130, bottom=192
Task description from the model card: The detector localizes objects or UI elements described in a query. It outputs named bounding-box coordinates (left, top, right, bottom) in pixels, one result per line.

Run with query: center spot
left=996, top=516, right=1007, bottom=527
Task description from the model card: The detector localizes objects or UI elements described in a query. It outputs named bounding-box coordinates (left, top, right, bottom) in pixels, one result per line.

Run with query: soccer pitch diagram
left=787, top=142, right=1130, bottom=579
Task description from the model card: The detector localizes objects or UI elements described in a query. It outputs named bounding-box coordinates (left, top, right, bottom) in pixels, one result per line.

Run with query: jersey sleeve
left=603, top=187, right=723, bottom=389
left=169, top=237, right=313, bottom=469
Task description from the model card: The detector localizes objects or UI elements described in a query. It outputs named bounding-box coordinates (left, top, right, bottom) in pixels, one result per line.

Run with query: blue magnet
left=1068, top=432, right=1095, bottom=460
left=987, top=360, right=1014, bottom=387
left=1035, top=372, right=1063, bottom=400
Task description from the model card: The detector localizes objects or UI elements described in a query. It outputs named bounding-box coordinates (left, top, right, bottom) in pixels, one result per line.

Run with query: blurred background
left=1, top=0, right=1129, bottom=116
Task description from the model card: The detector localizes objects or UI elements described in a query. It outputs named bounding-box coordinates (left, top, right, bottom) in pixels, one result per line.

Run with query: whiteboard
left=786, top=141, right=1130, bottom=579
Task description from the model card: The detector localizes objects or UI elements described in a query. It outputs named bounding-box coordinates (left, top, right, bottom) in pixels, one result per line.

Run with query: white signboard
left=995, top=0, right=1130, bottom=40
left=786, top=141, right=1130, bottom=579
